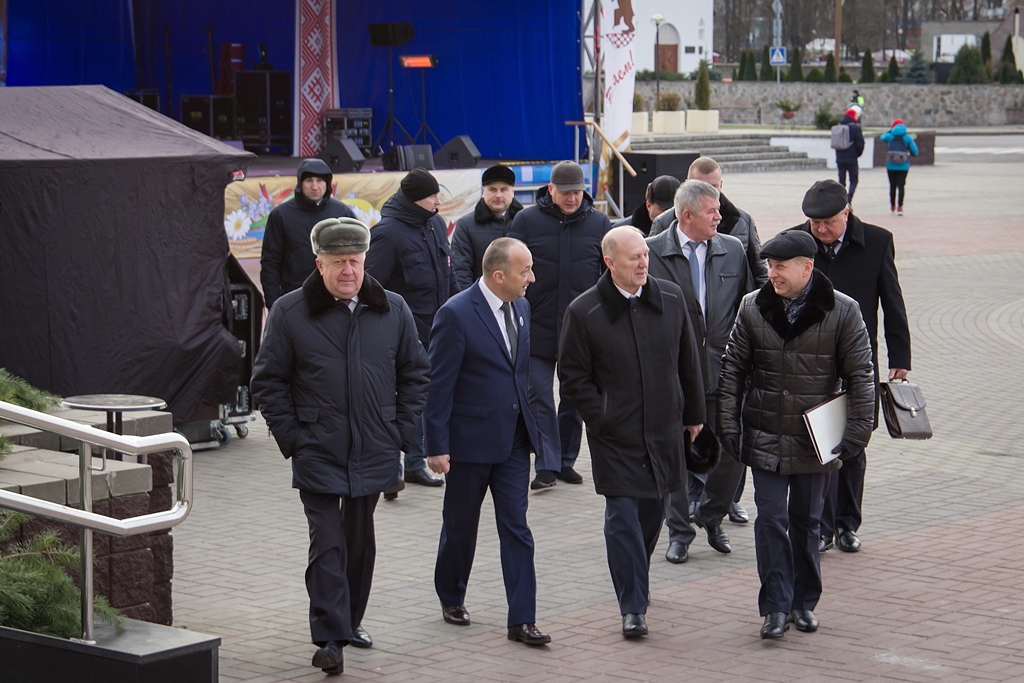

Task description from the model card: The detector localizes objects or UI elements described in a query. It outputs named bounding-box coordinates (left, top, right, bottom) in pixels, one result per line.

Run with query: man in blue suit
left=423, top=237, right=552, bottom=646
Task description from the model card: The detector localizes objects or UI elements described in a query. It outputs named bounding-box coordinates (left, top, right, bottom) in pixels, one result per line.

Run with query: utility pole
left=835, top=0, right=843, bottom=70
left=652, top=14, right=665, bottom=104
left=773, top=0, right=783, bottom=100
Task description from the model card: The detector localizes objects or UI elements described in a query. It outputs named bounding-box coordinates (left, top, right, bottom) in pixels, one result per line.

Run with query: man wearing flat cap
left=508, top=160, right=612, bottom=489
left=795, top=179, right=912, bottom=555
left=614, top=174, right=679, bottom=236
left=718, top=228, right=875, bottom=640
left=451, top=165, right=525, bottom=290
left=261, top=158, right=355, bottom=311
left=252, top=217, right=429, bottom=674
left=366, top=168, right=461, bottom=491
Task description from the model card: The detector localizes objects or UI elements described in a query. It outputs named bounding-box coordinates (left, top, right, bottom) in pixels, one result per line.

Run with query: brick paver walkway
left=172, top=157, right=1024, bottom=681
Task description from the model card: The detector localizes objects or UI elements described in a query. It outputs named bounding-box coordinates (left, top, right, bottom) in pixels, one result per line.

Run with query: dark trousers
left=434, top=438, right=536, bottom=627
left=404, top=414, right=426, bottom=472
left=888, top=169, right=908, bottom=206
left=604, top=495, right=665, bottom=614
left=666, top=453, right=746, bottom=543
left=820, top=446, right=866, bottom=539
left=751, top=468, right=828, bottom=615
left=527, top=355, right=583, bottom=472
left=837, top=162, right=860, bottom=201
left=299, top=490, right=379, bottom=646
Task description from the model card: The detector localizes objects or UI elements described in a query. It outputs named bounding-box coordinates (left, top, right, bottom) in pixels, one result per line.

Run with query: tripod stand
left=413, top=67, right=442, bottom=148
left=373, top=44, right=414, bottom=151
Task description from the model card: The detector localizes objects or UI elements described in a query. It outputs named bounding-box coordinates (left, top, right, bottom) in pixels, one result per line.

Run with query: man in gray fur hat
left=252, top=217, right=429, bottom=674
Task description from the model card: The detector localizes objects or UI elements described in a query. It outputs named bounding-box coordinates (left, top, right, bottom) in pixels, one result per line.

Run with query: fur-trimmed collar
left=596, top=270, right=665, bottom=323
left=717, top=193, right=741, bottom=235
left=755, top=269, right=835, bottom=341
left=302, top=270, right=391, bottom=318
left=473, top=196, right=524, bottom=225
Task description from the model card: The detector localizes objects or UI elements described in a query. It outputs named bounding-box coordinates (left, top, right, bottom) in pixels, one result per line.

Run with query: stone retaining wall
left=636, top=81, right=1024, bottom=128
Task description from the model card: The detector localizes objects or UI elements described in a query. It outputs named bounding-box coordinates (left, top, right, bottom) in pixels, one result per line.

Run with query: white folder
left=803, top=393, right=847, bottom=465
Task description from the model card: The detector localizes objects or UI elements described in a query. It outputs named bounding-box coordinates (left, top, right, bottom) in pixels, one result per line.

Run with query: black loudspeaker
left=617, top=150, right=700, bottom=216
left=382, top=144, right=435, bottom=172
left=368, top=22, right=414, bottom=47
left=319, top=138, right=365, bottom=173
left=236, top=70, right=292, bottom=152
left=433, top=135, right=481, bottom=169
left=181, top=95, right=237, bottom=139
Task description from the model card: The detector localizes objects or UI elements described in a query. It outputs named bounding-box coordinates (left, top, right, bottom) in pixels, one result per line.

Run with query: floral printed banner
left=223, top=169, right=483, bottom=259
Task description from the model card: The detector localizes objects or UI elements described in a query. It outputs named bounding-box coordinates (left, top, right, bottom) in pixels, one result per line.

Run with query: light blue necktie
left=687, top=241, right=702, bottom=301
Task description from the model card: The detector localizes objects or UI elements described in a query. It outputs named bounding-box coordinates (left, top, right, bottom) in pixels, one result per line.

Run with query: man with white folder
left=717, top=229, right=874, bottom=640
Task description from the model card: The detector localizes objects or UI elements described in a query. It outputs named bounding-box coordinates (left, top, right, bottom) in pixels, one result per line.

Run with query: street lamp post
left=651, top=14, right=664, bottom=105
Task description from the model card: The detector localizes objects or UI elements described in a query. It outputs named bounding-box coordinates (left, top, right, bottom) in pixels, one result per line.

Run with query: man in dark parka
left=558, top=226, right=705, bottom=638
left=718, top=229, right=875, bottom=640
left=450, top=164, right=524, bottom=290
left=795, top=180, right=911, bottom=554
left=251, top=217, right=429, bottom=674
left=260, top=158, right=355, bottom=311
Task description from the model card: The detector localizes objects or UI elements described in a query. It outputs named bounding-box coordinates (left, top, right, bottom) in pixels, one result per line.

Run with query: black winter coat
left=612, top=202, right=654, bottom=235
left=507, top=188, right=612, bottom=359
left=365, top=190, right=460, bottom=347
left=717, top=272, right=875, bottom=475
left=558, top=272, right=706, bottom=499
left=450, top=197, right=524, bottom=290
left=650, top=193, right=768, bottom=286
left=834, top=114, right=866, bottom=165
left=796, top=214, right=911, bottom=372
left=260, top=159, right=354, bottom=311
left=251, top=272, right=429, bottom=497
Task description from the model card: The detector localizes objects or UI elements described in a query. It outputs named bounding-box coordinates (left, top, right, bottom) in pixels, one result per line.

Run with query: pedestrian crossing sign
left=769, top=47, right=787, bottom=66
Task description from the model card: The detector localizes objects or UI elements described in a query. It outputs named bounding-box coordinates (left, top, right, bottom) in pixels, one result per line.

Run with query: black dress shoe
left=311, top=641, right=343, bottom=674
left=693, top=515, right=731, bottom=554
left=554, top=466, right=583, bottom=484
left=508, top=623, right=552, bottom=645
left=383, top=479, right=404, bottom=500
left=622, top=613, right=648, bottom=637
left=442, top=604, right=471, bottom=625
left=819, top=535, right=834, bottom=552
left=789, top=609, right=819, bottom=632
left=406, top=467, right=444, bottom=487
left=665, top=541, right=689, bottom=564
left=760, top=612, right=789, bottom=639
left=836, top=529, right=861, bottom=552
left=349, top=625, right=372, bottom=648
left=530, top=470, right=556, bottom=490
left=728, top=502, right=749, bottom=524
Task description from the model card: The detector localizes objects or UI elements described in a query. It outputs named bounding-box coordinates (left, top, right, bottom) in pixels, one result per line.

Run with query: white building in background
left=595, top=0, right=715, bottom=75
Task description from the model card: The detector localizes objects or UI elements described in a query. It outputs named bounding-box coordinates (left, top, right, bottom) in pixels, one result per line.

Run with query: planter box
left=631, top=111, right=649, bottom=135
left=686, top=110, right=720, bottom=132
left=0, top=619, right=219, bottom=683
left=652, top=110, right=686, bottom=134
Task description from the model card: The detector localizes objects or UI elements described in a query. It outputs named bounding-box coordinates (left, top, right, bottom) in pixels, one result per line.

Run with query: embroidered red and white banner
left=294, top=0, right=340, bottom=157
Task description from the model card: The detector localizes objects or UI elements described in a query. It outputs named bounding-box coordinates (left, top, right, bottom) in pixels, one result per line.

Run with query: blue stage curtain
left=338, top=1, right=582, bottom=160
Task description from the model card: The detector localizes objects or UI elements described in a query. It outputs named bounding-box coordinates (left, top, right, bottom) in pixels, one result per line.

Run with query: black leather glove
left=725, top=436, right=741, bottom=461
left=831, top=441, right=855, bottom=460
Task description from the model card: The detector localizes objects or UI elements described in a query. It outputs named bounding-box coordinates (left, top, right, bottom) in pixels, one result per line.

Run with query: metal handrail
left=0, top=399, right=192, bottom=643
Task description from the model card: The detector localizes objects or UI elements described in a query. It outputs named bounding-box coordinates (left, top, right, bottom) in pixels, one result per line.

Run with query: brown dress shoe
left=442, top=604, right=471, bottom=625
left=507, top=623, right=552, bottom=645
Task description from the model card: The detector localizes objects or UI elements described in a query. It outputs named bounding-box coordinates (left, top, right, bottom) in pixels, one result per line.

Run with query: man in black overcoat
left=252, top=217, right=429, bottom=674
left=795, top=180, right=912, bottom=554
left=450, top=165, right=524, bottom=290
left=558, top=226, right=705, bottom=638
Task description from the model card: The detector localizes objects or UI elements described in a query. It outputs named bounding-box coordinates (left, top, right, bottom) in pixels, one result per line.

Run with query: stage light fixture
left=399, top=55, right=438, bottom=68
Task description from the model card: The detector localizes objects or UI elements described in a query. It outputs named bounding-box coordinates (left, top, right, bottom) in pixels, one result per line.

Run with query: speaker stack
left=617, top=150, right=700, bottom=216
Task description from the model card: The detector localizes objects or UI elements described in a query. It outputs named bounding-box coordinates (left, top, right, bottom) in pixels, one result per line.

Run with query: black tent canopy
left=0, top=85, right=255, bottom=422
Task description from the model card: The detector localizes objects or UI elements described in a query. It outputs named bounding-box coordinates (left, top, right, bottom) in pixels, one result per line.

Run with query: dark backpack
left=887, top=135, right=909, bottom=165
left=830, top=124, right=852, bottom=150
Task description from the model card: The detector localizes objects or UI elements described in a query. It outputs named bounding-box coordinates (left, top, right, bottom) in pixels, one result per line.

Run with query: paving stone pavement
left=172, top=159, right=1024, bottom=682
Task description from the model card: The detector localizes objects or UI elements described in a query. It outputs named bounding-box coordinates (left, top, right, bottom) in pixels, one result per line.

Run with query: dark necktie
left=501, top=301, right=517, bottom=363
left=825, top=243, right=837, bottom=259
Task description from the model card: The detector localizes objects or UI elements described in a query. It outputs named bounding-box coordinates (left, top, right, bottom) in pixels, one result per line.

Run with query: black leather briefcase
left=879, top=381, right=933, bottom=440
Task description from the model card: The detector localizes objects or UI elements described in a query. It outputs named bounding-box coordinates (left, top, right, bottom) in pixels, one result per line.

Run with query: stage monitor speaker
left=368, top=22, right=414, bottom=47
left=617, top=150, right=700, bottom=216
left=319, top=138, right=365, bottom=173
left=382, top=145, right=435, bottom=172
left=433, top=135, right=481, bottom=169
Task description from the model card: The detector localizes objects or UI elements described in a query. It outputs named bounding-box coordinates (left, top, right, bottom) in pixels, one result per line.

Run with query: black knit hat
left=400, top=168, right=440, bottom=202
left=759, top=229, right=818, bottom=261
left=481, top=165, right=516, bottom=186
left=801, top=180, right=849, bottom=219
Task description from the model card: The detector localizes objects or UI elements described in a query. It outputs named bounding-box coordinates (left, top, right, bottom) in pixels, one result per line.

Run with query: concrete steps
left=629, top=133, right=827, bottom=173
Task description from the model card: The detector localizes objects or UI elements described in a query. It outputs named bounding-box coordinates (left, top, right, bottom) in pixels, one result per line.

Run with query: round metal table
left=61, top=394, right=167, bottom=461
